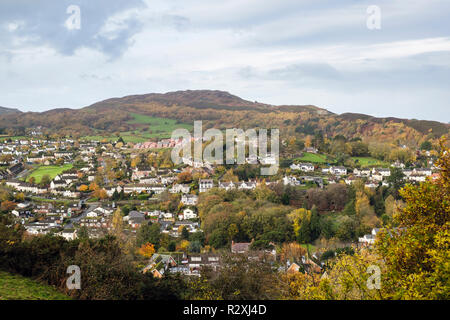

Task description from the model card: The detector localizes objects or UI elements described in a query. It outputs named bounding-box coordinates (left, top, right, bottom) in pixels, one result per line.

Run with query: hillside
left=0, top=106, right=21, bottom=115
left=0, top=271, right=70, bottom=300
left=0, top=90, right=448, bottom=145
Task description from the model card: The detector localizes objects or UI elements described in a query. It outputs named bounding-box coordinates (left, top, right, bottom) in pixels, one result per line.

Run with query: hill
left=0, top=90, right=448, bottom=145
left=0, top=106, right=21, bottom=115
left=0, top=270, right=70, bottom=300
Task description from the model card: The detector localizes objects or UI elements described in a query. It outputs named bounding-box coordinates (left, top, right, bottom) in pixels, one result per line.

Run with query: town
left=0, top=132, right=440, bottom=281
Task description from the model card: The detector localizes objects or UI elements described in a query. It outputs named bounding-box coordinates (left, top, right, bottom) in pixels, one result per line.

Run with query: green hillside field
left=26, top=164, right=73, bottom=183
left=0, top=271, right=70, bottom=300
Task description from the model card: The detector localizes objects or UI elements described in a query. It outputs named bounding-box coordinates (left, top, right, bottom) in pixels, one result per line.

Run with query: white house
left=290, top=163, right=314, bottom=172
left=237, top=180, right=257, bottom=190
left=170, top=184, right=191, bottom=194
left=218, top=181, right=236, bottom=191
left=199, top=179, right=214, bottom=193
left=181, top=194, right=198, bottom=206
left=181, top=208, right=197, bottom=220
left=330, top=166, right=348, bottom=176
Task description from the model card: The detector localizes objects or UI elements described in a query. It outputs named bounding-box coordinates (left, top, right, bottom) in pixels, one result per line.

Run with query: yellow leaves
left=176, top=240, right=190, bottom=252
left=137, top=242, right=155, bottom=258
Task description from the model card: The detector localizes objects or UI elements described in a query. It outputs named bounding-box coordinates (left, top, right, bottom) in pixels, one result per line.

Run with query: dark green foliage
left=136, top=222, right=161, bottom=248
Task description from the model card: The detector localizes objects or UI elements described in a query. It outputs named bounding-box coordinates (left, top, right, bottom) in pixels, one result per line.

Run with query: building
left=231, top=240, right=251, bottom=254
left=181, top=194, right=198, bottom=206
left=199, top=179, right=214, bottom=193
left=290, top=163, right=314, bottom=172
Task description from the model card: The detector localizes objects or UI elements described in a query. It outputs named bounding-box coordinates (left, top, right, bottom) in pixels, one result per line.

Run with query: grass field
left=126, top=113, right=193, bottom=139
left=0, top=271, right=69, bottom=300
left=351, top=157, right=388, bottom=167
left=0, top=136, right=27, bottom=142
left=81, top=113, right=193, bottom=143
left=295, top=152, right=329, bottom=163
left=26, top=164, right=73, bottom=183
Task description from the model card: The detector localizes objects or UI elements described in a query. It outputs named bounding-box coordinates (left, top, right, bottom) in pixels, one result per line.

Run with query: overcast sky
left=1, top=0, right=449, bottom=122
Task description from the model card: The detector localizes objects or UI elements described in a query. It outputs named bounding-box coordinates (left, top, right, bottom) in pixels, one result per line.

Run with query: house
left=372, top=168, right=391, bottom=177
left=86, top=206, right=113, bottom=218
left=105, top=186, right=122, bottom=197
left=125, top=211, right=146, bottom=228
left=286, top=262, right=302, bottom=274
left=237, top=180, right=257, bottom=190
left=259, top=153, right=277, bottom=165
left=329, top=166, right=347, bottom=176
left=143, top=253, right=177, bottom=278
left=6, top=163, right=24, bottom=176
left=181, top=194, right=198, bottom=206
left=50, top=180, right=68, bottom=190
left=231, top=240, right=251, bottom=254
left=218, top=181, right=235, bottom=191
left=132, top=166, right=154, bottom=180
left=187, top=254, right=221, bottom=273
left=358, top=228, right=380, bottom=245
left=199, top=179, right=214, bottom=193
left=6, top=181, right=47, bottom=194
left=181, top=208, right=197, bottom=220
left=58, top=229, right=77, bottom=241
left=170, top=184, right=190, bottom=194
left=402, top=169, right=413, bottom=177
left=282, top=176, right=301, bottom=186
left=353, top=168, right=371, bottom=177
left=290, top=163, right=314, bottom=172
left=173, top=221, right=199, bottom=233
left=413, top=168, right=432, bottom=176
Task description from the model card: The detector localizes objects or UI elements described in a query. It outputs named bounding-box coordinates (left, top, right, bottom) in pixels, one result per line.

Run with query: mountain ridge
left=0, top=90, right=448, bottom=142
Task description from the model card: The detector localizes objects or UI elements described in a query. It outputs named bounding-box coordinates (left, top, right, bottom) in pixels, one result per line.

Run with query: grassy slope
left=0, top=271, right=70, bottom=300
left=351, top=157, right=388, bottom=167
left=295, top=152, right=329, bottom=163
left=81, top=113, right=193, bottom=143
left=26, top=164, right=73, bottom=183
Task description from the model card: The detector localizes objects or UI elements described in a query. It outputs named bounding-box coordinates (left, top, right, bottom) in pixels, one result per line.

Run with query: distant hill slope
left=0, top=270, right=70, bottom=300
left=0, top=106, right=21, bottom=115
left=0, top=90, right=448, bottom=144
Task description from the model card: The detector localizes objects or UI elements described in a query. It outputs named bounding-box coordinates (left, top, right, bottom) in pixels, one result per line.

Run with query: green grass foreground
left=0, top=271, right=70, bottom=300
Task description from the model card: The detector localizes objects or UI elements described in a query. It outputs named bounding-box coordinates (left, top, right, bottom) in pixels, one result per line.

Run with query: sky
left=0, top=0, right=449, bottom=122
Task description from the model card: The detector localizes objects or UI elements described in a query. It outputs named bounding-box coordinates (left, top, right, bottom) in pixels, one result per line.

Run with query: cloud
left=0, top=0, right=449, bottom=122
left=0, top=0, right=146, bottom=58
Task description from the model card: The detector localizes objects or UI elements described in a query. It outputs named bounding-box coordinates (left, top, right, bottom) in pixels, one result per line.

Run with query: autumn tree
left=137, top=242, right=155, bottom=258
left=376, top=138, right=450, bottom=299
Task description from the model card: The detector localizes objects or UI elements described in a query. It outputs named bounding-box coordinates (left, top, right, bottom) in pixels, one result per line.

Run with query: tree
left=137, top=242, right=155, bottom=258
left=79, top=184, right=88, bottom=192
left=376, top=138, right=450, bottom=299
left=77, top=226, right=89, bottom=241
left=181, top=226, right=190, bottom=240
left=280, top=242, right=307, bottom=263
left=387, top=167, right=405, bottom=199
left=0, top=200, right=16, bottom=212
left=40, top=174, right=51, bottom=186
left=177, top=171, right=193, bottom=183
left=28, top=177, right=36, bottom=185
left=89, top=182, right=99, bottom=191
left=177, top=240, right=190, bottom=252
left=111, top=208, right=123, bottom=237
left=420, top=140, right=432, bottom=151
left=136, top=223, right=161, bottom=248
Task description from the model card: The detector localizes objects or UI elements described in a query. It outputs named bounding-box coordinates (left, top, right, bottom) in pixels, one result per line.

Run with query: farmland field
left=126, top=113, right=193, bottom=139
left=0, top=271, right=69, bottom=300
left=81, top=113, right=193, bottom=142
left=351, top=157, right=388, bottom=167
left=26, top=164, right=73, bottom=183
left=295, top=152, right=329, bottom=163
